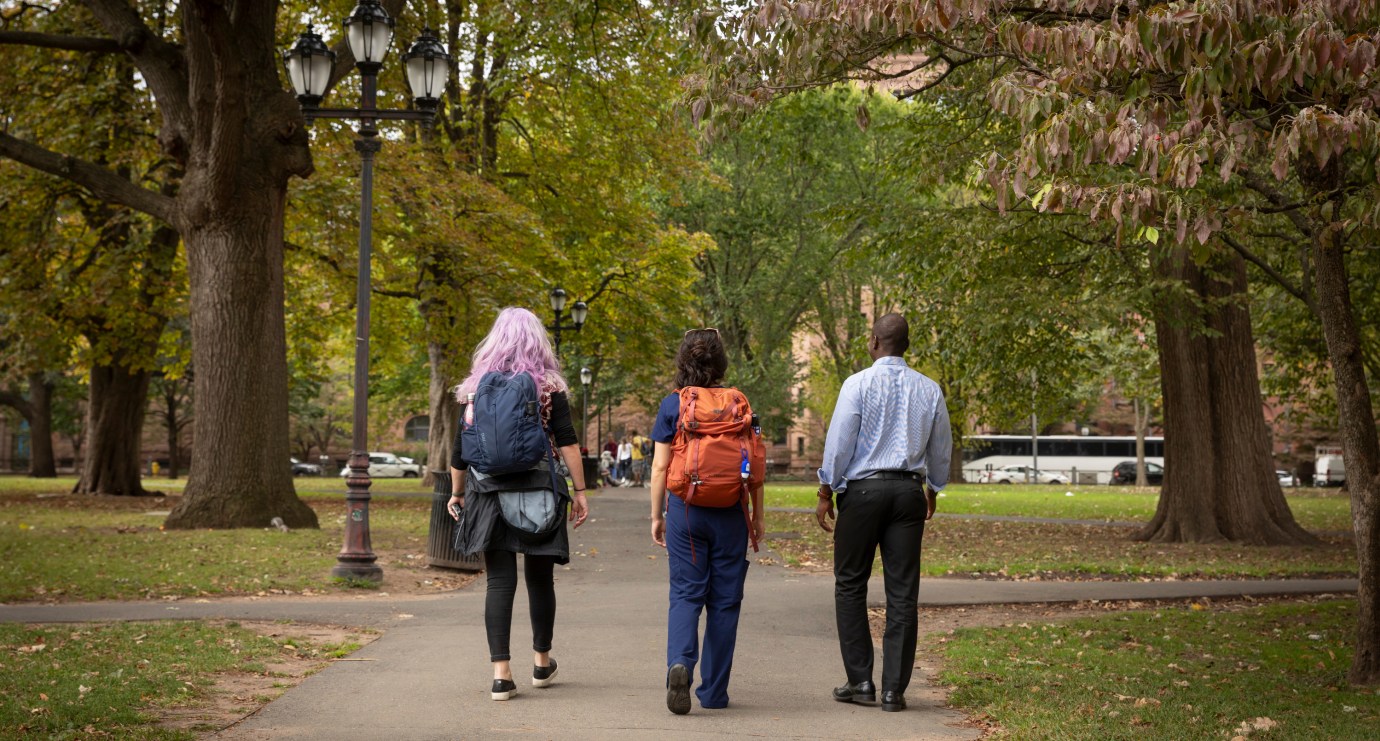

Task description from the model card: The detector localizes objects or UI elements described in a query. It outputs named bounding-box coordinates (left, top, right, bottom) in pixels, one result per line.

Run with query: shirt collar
left=873, top=356, right=908, bottom=367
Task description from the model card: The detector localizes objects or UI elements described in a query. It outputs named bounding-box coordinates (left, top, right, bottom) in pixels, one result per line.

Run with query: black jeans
left=484, top=550, right=557, bottom=661
left=833, top=478, right=926, bottom=693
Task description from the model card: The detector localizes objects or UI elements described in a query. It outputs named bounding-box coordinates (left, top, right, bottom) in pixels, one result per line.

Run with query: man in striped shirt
left=815, top=313, right=952, bottom=713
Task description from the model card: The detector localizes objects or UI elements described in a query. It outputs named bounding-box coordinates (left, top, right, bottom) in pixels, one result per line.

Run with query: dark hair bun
left=674, top=330, right=729, bottom=389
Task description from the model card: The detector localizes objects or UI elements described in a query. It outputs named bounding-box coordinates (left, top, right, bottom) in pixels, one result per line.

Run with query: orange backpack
left=667, top=387, right=766, bottom=548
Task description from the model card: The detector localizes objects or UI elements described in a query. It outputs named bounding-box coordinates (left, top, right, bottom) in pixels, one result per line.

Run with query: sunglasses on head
left=685, top=327, right=720, bottom=336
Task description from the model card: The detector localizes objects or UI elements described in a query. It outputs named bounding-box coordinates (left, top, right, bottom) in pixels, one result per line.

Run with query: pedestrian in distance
left=815, top=313, right=952, bottom=713
left=629, top=430, right=647, bottom=486
left=617, top=437, right=634, bottom=485
left=649, top=328, right=765, bottom=715
left=636, top=431, right=654, bottom=486
left=447, top=307, right=590, bottom=702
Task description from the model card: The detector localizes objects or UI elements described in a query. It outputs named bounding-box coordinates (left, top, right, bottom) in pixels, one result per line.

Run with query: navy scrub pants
left=664, top=496, right=750, bottom=709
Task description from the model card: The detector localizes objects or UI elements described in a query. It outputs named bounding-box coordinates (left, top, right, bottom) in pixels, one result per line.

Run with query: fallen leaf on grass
left=1233, top=716, right=1278, bottom=736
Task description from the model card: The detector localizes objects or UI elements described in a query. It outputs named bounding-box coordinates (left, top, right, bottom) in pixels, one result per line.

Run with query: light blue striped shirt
left=817, top=356, right=952, bottom=493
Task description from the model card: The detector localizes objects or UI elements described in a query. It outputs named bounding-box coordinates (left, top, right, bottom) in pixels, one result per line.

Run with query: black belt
left=863, top=470, right=921, bottom=481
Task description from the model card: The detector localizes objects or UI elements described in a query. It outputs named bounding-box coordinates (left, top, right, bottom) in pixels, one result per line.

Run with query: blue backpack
left=461, top=371, right=551, bottom=475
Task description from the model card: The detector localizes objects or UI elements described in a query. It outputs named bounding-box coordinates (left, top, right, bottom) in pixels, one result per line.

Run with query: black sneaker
left=533, top=659, right=558, bottom=688
left=491, top=678, right=518, bottom=701
left=666, top=663, right=691, bottom=715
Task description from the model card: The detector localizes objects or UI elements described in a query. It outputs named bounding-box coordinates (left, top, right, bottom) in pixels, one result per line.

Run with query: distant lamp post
left=579, top=367, right=593, bottom=448
left=285, top=1, right=450, bottom=584
left=546, top=287, right=588, bottom=355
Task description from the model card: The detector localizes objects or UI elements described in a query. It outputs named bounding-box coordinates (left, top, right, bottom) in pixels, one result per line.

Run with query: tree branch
left=79, top=0, right=191, bottom=139
left=0, top=388, right=34, bottom=420
left=0, top=132, right=176, bottom=223
left=1218, top=232, right=1315, bottom=313
left=0, top=30, right=123, bottom=53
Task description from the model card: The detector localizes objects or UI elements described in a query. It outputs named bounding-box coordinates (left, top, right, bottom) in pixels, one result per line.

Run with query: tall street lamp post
left=579, top=367, right=593, bottom=449
left=545, top=287, right=588, bottom=356
left=284, top=2, right=449, bottom=583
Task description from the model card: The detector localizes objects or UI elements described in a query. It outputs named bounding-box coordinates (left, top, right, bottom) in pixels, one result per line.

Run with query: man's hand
left=815, top=483, right=835, bottom=532
left=651, top=515, right=666, bottom=547
left=447, top=494, right=464, bottom=520
left=925, top=485, right=938, bottom=521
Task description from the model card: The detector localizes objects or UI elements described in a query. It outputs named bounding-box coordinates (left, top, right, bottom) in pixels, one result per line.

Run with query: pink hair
left=454, top=307, right=568, bottom=401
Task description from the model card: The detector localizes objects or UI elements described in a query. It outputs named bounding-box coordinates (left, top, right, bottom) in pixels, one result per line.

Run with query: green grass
left=0, top=620, right=359, bottom=740
left=939, top=599, right=1380, bottom=739
left=0, top=487, right=439, bottom=602
left=762, top=508, right=1356, bottom=579
left=0, top=474, right=432, bottom=499
left=765, top=483, right=1355, bottom=532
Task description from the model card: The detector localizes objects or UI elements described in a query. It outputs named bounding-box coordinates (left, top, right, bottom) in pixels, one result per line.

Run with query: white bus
left=962, top=434, right=1165, bottom=485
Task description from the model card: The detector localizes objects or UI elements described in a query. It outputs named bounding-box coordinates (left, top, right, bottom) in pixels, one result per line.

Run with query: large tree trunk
left=1137, top=247, right=1315, bottom=545
left=1312, top=229, right=1380, bottom=685
left=158, top=2, right=318, bottom=529
left=26, top=373, right=56, bottom=478
left=424, top=340, right=460, bottom=487
left=74, top=363, right=150, bottom=496
left=0, top=375, right=58, bottom=478
left=164, top=389, right=181, bottom=480
left=1134, top=398, right=1149, bottom=487
left=165, top=189, right=318, bottom=528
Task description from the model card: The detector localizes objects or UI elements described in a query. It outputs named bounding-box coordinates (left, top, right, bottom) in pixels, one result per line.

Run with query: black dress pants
left=833, top=477, right=926, bottom=693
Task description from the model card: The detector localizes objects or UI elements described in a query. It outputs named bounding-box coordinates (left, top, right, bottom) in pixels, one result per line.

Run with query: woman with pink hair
left=447, top=307, right=589, bottom=701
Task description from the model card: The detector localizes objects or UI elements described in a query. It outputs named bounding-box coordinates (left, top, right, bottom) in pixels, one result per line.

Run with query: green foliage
left=666, top=86, right=910, bottom=426
left=692, top=0, right=1380, bottom=431
left=941, top=600, right=1378, bottom=740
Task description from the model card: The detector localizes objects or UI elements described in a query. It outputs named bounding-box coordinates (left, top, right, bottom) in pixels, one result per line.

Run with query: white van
left=1314, top=454, right=1346, bottom=487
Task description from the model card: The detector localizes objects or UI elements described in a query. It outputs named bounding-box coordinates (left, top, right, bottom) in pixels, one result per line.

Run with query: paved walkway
left=0, top=486, right=1357, bottom=740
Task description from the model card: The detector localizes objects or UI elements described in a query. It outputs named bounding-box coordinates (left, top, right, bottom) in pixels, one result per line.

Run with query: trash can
left=426, top=471, right=483, bottom=571
left=582, top=456, right=599, bottom=489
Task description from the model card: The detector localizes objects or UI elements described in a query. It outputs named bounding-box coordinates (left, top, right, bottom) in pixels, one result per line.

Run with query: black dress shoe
left=667, top=663, right=692, bottom=715
left=533, top=658, right=558, bottom=688
left=491, top=678, right=518, bottom=701
left=832, top=680, right=877, bottom=704
left=880, top=690, right=906, bottom=712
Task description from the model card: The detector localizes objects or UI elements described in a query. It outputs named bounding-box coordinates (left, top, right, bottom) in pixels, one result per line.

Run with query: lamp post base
left=331, top=560, right=383, bottom=583
left=334, top=451, right=382, bottom=584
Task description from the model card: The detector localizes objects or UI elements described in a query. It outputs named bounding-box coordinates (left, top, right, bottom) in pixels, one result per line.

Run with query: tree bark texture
left=1134, top=398, right=1148, bottom=487
left=26, top=373, right=57, bottom=477
left=0, top=375, right=58, bottom=477
left=165, top=192, right=317, bottom=528
left=424, top=340, right=460, bottom=488
left=74, top=363, right=150, bottom=496
left=1311, top=230, right=1380, bottom=685
left=1137, top=247, right=1316, bottom=546
left=158, top=0, right=318, bottom=529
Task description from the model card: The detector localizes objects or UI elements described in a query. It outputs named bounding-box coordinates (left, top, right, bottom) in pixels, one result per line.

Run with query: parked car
left=1276, top=469, right=1298, bottom=487
left=1314, top=454, right=1346, bottom=487
left=1110, top=460, right=1163, bottom=485
left=290, top=457, right=321, bottom=477
left=339, top=452, right=422, bottom=478
left=979, top=465, right=1069, bottom=485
